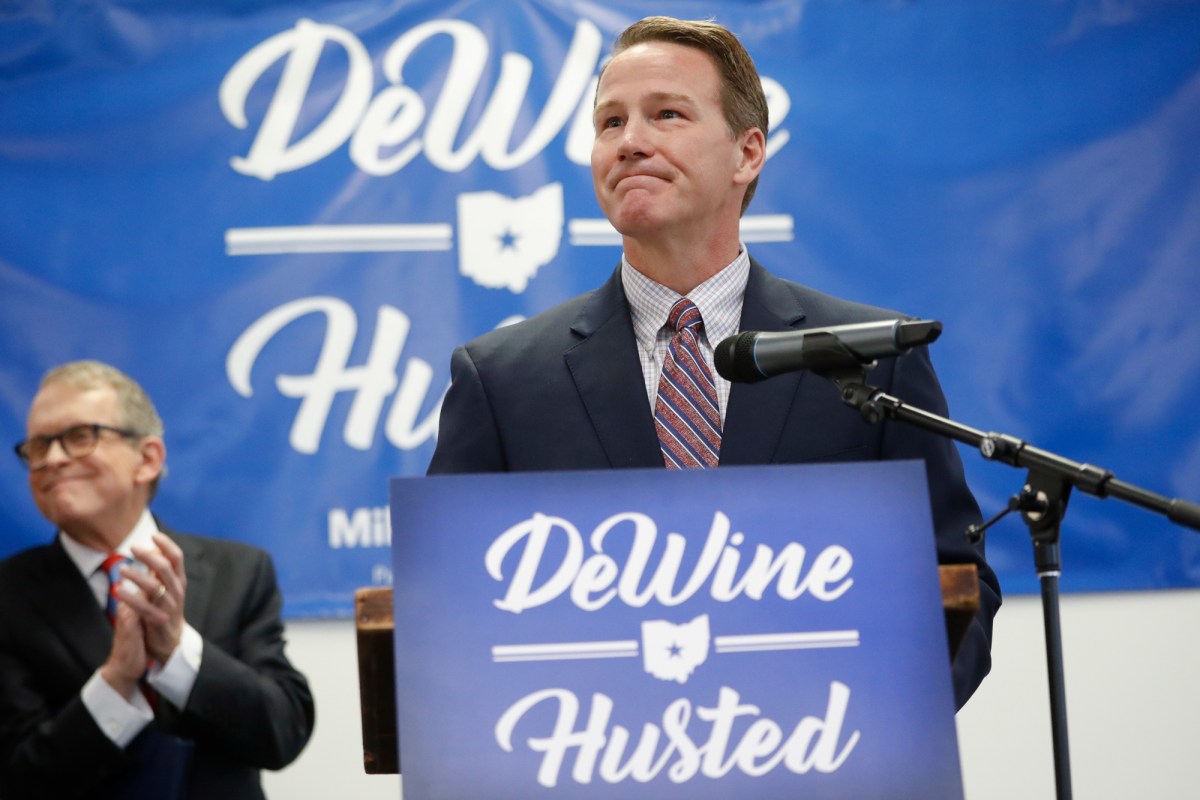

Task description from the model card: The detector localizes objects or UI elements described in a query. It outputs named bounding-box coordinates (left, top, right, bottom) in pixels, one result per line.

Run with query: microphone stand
left=798, top=339, right=1200, bottom=800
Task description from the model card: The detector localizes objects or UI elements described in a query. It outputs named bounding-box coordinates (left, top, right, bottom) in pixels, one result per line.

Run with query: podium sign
left=389, top=462, right=963, bottom=799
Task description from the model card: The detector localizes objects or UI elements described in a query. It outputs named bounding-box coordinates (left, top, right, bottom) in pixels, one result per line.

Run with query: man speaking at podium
left=429, top=15, right=1000, bottom=708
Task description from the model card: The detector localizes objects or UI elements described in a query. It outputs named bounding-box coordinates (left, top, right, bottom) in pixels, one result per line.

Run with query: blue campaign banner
left=2, top=1, right=1199, bottom=616
left=389, top=462, right=963, bottom=799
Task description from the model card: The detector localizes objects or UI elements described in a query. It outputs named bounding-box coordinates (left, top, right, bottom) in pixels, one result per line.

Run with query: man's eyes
left=595, top=109, right=684, bottom=130
left=64, top=426, right=93, bottom=444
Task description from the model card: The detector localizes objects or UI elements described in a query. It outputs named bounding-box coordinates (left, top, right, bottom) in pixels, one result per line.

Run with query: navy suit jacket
left=429, top=260, right=1001, bottom=708
left=0, top=523, right=314, bottom=799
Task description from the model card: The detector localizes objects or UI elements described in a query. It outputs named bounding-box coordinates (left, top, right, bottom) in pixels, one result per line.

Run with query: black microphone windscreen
left=895, top=319, right=943, bottom=349
left=714, top=332, right=767, bottom=384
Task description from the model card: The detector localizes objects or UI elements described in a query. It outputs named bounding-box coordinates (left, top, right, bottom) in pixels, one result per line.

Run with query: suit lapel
left=564, top=268, right=662, bottom=469
left=720, top=261, right=811, bottom=465
left=162, top=527, right=214, bottom=633
left=27, top=539, right=114, bottom=673
left=562, top=261, right=826, bottom=468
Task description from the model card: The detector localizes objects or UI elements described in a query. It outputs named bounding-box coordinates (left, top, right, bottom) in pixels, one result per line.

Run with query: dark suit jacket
left=429, top=259, right=1001, bottom=708
left=0, top=523, right=314, bottom=799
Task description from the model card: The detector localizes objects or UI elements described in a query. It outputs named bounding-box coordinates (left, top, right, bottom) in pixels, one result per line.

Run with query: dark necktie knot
left=668, top=298, right=703, bottom=334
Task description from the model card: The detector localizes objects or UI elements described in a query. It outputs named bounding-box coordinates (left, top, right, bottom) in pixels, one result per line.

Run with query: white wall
left=957, top=590, right=1200, bottom=800
left=264, top=590, right=1200, bottom=800
left=262, top=619, right=401, bottom=800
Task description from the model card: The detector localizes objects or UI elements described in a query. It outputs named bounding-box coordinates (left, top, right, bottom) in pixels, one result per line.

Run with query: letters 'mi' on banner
left=389, top=462, right=964, bottom=799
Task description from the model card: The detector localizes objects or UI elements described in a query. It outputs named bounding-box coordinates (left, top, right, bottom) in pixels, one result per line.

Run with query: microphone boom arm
left=832, top=380, right=1200, bottom=532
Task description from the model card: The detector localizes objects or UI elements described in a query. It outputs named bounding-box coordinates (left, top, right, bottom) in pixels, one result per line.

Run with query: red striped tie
left=101, top=553, right=130, bottom=625
left=655, top=299, right=722, bottom=469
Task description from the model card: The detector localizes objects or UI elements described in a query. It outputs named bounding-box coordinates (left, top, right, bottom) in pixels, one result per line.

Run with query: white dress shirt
left=622, top=246, right=751, bottom=425
left=59, top=509, right=203, bottom=747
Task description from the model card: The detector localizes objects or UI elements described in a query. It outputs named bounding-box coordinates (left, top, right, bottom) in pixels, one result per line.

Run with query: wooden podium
left=354, top=563, right=980, bottom=775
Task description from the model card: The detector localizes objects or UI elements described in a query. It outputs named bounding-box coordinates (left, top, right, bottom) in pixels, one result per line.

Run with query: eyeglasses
left=13, top=423, right=142, bottom=468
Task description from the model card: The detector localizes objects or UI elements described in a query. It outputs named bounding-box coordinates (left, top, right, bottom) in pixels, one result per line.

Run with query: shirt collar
left=59, top=509, right=160, bottom=578
left=623, top=247, right=751, bottom=349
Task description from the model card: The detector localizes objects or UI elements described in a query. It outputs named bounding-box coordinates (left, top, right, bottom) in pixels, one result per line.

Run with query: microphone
left=714, top=319, right=942, bottom=383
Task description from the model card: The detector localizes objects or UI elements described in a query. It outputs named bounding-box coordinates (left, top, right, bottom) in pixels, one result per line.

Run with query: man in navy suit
left=429, top=16, right=1000, bottom=708
left=0, top=360, right=314, bottom=798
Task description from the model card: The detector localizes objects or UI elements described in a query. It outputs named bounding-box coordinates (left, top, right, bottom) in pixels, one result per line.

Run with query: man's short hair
left=610, top=16, right=770, bottom=213
left=40, top=360, right=166, bottom=495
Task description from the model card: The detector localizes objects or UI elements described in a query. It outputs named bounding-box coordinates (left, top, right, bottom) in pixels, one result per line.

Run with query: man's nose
left=617, top=119, right=652, bottom=159
left=36, top=438, right=71, bottom=469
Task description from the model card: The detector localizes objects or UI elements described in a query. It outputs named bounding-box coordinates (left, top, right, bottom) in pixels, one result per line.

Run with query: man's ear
left=135, top=436, right=166, bottom=487
left=734, top=127, right=766, bottom=186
